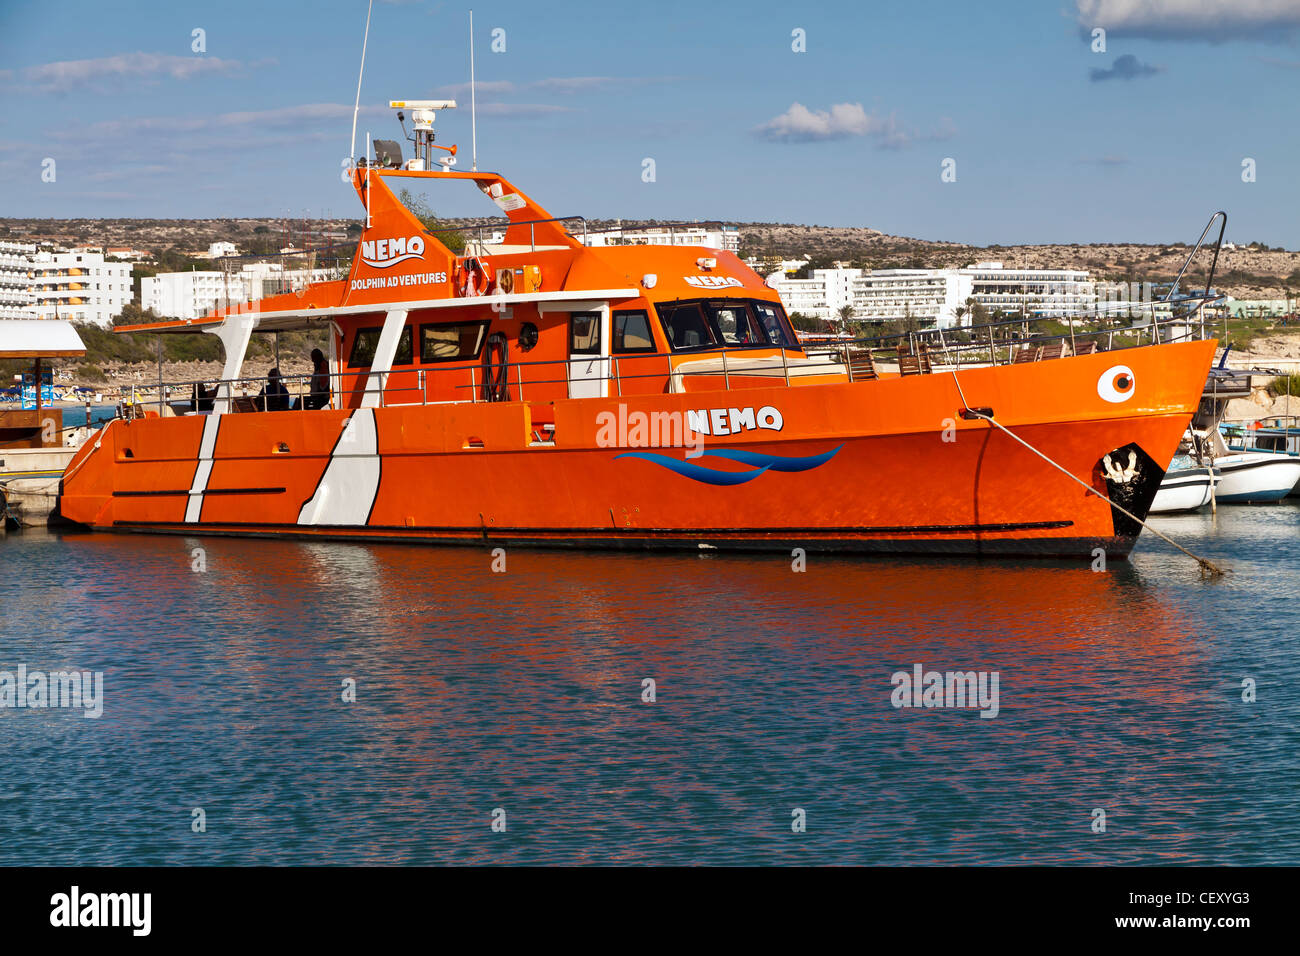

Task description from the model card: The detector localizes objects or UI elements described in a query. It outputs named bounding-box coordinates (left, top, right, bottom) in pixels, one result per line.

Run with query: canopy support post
left=210, top=315, right=255, bottom=415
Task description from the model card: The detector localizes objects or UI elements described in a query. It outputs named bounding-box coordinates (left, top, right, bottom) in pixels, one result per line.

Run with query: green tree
left=397, top=188, right=465, bottom=253
left=788, top=311, right=827, bottom=333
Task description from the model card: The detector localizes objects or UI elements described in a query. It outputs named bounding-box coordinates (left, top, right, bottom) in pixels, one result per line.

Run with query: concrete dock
left=0, top=446, right=76, bottom=529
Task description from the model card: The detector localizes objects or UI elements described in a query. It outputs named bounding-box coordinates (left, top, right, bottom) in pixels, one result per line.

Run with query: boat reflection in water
left=6, top=522, right=1286, bottom=865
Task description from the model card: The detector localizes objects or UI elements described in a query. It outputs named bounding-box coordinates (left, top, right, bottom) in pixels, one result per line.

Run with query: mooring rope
left=950, top=371, right=1226, bottom=577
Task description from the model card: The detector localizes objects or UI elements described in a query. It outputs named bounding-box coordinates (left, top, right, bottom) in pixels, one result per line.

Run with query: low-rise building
left=485, top=221, right=742, bottom=255
left=105, top=247, right=154, bottom=262
left=770, top=262, right=1097, bottom=328
left=581, top=222, right=740, bottom=254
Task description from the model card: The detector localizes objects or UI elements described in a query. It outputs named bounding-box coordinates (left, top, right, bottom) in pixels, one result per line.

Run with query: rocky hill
left=2, top=217, right=1296, bottom=301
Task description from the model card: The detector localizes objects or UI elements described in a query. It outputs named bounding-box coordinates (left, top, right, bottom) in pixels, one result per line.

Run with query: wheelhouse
left=111, top=99, right=847, bottom=415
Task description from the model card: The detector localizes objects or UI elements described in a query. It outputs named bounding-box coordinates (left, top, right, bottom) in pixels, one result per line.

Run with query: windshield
left=655, top=299, right=800, bottom=351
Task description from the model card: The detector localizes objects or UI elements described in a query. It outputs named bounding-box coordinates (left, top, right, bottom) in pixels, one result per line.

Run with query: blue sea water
left=55, top=406, right=118, bottom=429
left=1, top=506, right=1297, bottom=865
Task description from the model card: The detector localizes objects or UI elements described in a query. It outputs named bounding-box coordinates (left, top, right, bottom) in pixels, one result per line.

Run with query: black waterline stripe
left=111, top=519, right=1074, bottom=534
left=113, top=487, right=286, bottom=498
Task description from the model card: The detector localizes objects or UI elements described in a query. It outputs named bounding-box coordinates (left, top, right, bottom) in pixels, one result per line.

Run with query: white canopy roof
left=0, top=319, right=87, bottom=358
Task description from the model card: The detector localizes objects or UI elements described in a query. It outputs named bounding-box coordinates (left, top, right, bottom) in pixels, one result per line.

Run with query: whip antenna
left=349, top=0, right=375, bottom=161
left=469, top=9, right=478, bottom=171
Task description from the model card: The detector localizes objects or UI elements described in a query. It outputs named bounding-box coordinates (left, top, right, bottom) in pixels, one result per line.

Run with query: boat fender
left=1102, top=450, right=1138, bottom=484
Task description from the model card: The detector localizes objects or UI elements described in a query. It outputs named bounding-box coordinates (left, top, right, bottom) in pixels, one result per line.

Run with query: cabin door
left=567, top=310, right=609, bottom=399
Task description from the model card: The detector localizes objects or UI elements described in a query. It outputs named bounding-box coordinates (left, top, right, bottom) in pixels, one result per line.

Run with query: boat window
left=570, top=312, right=601, bottom=355
left=752, top=300, right=799, bottom=348
left=708, top=301, right=767, bottom=346
left=613, top=310, right=656, bottom=353
left=348, top=326, right=414, bottom=367
left=656, top=301, right=717, bottom=351
left=419, top=321, right=489, bottom=363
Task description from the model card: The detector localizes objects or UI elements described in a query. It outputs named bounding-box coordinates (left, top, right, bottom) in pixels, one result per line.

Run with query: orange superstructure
left=59, top=103, right=1217, bottom=558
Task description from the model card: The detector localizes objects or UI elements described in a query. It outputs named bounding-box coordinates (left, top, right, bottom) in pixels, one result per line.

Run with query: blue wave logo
left=615, top=444, right=842, bottom=485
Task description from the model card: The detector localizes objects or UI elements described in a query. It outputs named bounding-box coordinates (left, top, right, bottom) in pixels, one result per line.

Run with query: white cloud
left=1075, top=0, right=1300, bottom=41
left=755, top=102, right=879, bottom=142
left=18, top=53, right=245, bottom=92
left=531, top=76, right=644, bottom=93
left=435, top=76, right=671, bottom=98
left=435, top=80, right=518, bottom=98
left=64, top=103, right=387, bottom=140
left=476, top=103, right=579, bottom=116
left=755, top=102, right=912, bottom=145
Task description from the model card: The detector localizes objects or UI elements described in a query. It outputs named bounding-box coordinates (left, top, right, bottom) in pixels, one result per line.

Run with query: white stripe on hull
left=184, top=414, right=222, bottom=523
left=297, top=409, right=381, bottom=526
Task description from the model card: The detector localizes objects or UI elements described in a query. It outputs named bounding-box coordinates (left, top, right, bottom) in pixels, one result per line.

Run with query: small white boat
left=1212, top=451, right=1300, bottom=503
left=1151, top=456, right=1218, bottom=513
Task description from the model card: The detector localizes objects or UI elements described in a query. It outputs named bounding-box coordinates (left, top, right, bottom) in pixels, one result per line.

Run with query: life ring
left=457, top=256, right=493, bottom=297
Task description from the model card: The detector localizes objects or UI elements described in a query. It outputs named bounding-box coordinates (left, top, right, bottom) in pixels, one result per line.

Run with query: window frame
left=347, top=325, right=415, bottom=368
left=750, top=299, right=801, bottom=349
left=569, top=311, right=603, bottom=356
left=417, top=319, right=491, bottom=365
left=654, top=298, right=803, bottom=352
left=611, top=309, right=658, bottom=354
left=654, top=300, right=718, bottom=352
left=705, top=299, right=768, bottom=347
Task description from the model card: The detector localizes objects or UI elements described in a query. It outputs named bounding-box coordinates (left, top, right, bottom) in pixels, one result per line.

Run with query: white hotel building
left=771, top=262, right=1096, bottom=328
left=142, top=263, right=340, bottom=320
left=0, top=241, right=37, bottom=320
left=29, top=250, right=132, bottom=326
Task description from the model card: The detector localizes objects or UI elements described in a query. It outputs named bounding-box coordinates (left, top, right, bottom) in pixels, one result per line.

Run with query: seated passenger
left=192, top=382, right=216, bottom=412
left=259, top=367, right=290, bottom=412
left=304, top=348, right=330, bottom=410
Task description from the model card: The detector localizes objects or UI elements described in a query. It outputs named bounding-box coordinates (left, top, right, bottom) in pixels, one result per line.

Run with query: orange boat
left=59, top=101, right=1216, bottom=558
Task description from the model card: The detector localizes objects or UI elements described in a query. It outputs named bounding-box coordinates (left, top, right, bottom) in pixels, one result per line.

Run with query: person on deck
left=304, top=348, right=330, bottom=410
left=192, top=382, right=216, bottom=412
left=259, top=367, right=290, bottom=412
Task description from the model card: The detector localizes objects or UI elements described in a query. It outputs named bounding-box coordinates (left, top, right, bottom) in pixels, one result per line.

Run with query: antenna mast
left=469, top=9, right=478, bottom=171
left=349, top=0, right=374, bottom=161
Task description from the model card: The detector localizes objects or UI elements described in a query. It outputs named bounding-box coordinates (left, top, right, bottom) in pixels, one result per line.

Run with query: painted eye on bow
left=1097, top=365, right=1136, bottom=403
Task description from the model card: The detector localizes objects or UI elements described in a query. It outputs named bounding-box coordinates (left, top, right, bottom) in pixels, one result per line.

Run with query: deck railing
left=100, top=291, right=1230, bottom=421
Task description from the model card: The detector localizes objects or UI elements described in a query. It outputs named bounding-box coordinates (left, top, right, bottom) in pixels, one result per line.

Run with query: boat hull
left=1212, top=453, right=1300, bottom=503
left=59, top=341, right=1217, bottom=559
left=1149, top=467, right=1216, bottom=514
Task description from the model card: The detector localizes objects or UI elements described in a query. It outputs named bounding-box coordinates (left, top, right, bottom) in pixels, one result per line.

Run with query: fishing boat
left=57, top=100, right=1219, bottom=558
left=1223, top=417, right=1300, bottom=496
left=1149, top=454, right=1218, bottom=513
left=1211, top=448, right=1300, bottom=503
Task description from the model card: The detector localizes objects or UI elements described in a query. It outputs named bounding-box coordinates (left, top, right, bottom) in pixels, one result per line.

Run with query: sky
left=1, top=0, right=1298, bottom=247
